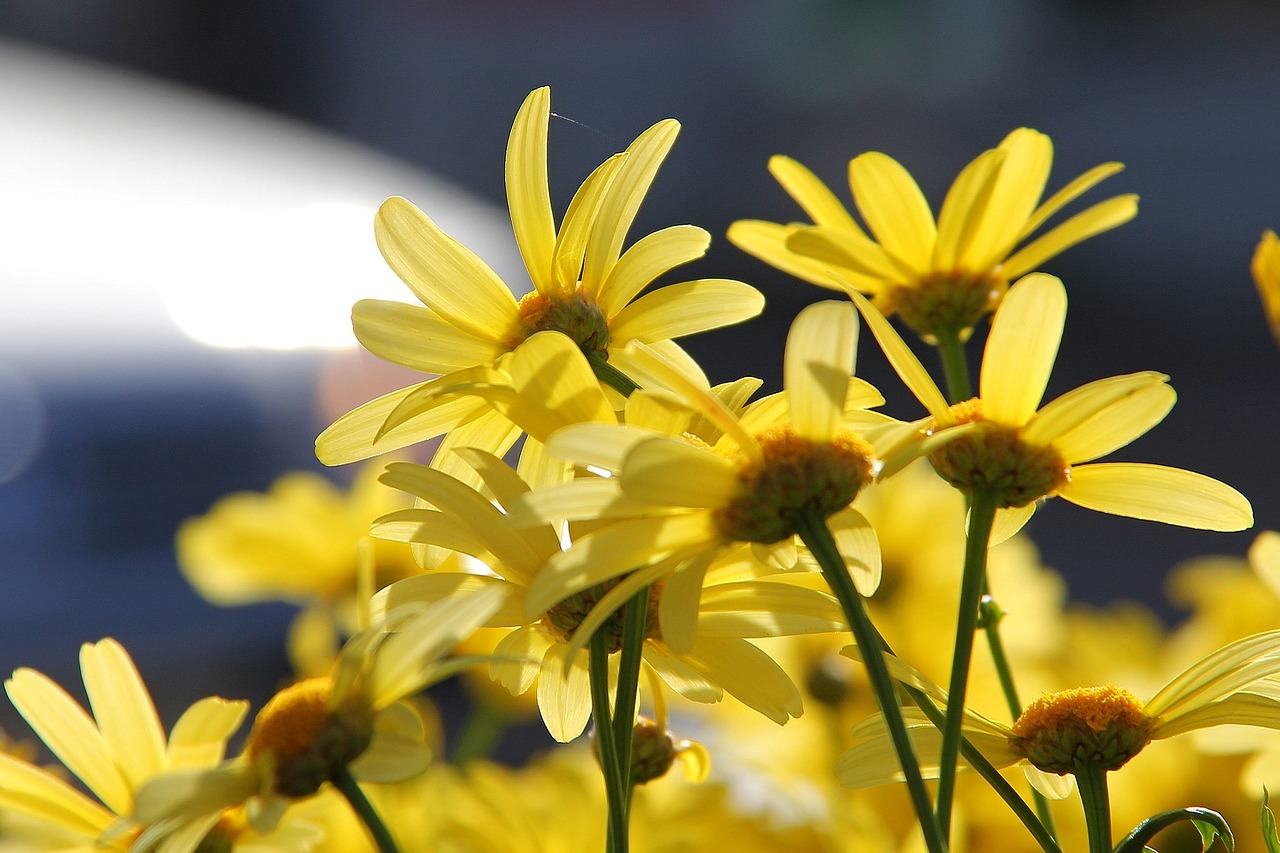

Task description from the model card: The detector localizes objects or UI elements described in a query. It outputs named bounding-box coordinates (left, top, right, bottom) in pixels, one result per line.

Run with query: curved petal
left=374, top=196, right=520, bottom=342
left=1154, top=692, right=1280, bottom=741
left=847, top=151, right=936, bottom=273
left=491, top=626, right=550, bottom=696
left=315, top=382, right=487, bottom=466
left=5, top=669, right=136, bottom=816
left=79, top=640, right=166, bottom=789
left=768, top=155, right=862, bottom=231
left=536, top=644, right=593, bottom=743
left=1001, top=195, right=1139, bottom=280
left=554, top=154, right=626, bottom=292
left=829, top=506, right=882, bottom=596
left=726, top=220, right=868, bottom=291
left=1021, top=371, right=1169, bottom=450
left=166, top=698, right=249, bottom=771
left=349, top=703, right=431, bottom=783
left=658, top=554, right=711, bottom=655
left=683, top=637, right=802, bottom=724
left=352, top=299, right=505, bottom=374
left=1024, top=765, right=1076, bottom=800
left=642, top=646, right=722, bottom=704
left=507, top=332, right=614, bottom=435
left=1044, top=381, right=1175, bottom=465
left=988, top=502, right=1038, bottom=546
left=980, top=272, right=1065, bottom=426
left=959, top=128, right=1052, bottom=271
left=1020, top=161, right=1126, bottom=239
left=846, top=289, right=950, bottom=420
left=784, top=300, right=856, bottom=442
left=787, top=225, right=902, bottom=284
left=506, top=87, right=555, bottom=292
left=582, top=119, right=679, bottom=292
left=0, top=752, right=111, bottom=837
left=1060, top=463, right=1253, bottom=531
left=621, top=437, right=741, bottom=508
left=609, top=280, right=764, bottom=343
left=932, top=147, right=1005, bottom=271
left=596, top=224, right=709, bottom=316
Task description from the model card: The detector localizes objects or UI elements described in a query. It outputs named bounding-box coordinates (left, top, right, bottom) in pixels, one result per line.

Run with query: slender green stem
left=794, top=509, right=947, bottom=853
left=1076, top=762, right=1113, bottom=853
left=935, top=328, right=973, bottom=403
left=612, top=588, right=650, bottom=812
left=590, top=632, right=628, bottom=853
left=935, top=488, right=998, bottom=838
left=451, top=703, right=506, bottom=765
left=334, top=767, right=400, bottom=853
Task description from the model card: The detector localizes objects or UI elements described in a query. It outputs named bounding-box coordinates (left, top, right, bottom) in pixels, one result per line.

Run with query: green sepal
left=1111, top=807, right=1233, bottom=853
left=1262, top=788, right=1280, bottom=853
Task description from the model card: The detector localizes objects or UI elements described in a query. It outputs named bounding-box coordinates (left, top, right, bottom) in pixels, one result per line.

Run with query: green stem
left=980, top=594, right=1059, bottom=840
left=590, top=632, right=628, bottom=853
left=1076, top=762, right=1113, bottom=853
left=936, top=327, right=973, bottom=403
left=450, top=702, right=506, bottom=765
left=794, top=509, right=947, bottom=853
left=935, top=488, right=998, bottom=838
left=334, top=767, right=400, bottom=853
left=612, top=588, right=650, bottom=813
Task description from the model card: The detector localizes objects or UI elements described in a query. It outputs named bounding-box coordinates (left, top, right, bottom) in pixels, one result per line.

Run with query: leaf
left=1112, top=807, right=1234, bottom=853
left=1262, top=788, right=1280, bottom=853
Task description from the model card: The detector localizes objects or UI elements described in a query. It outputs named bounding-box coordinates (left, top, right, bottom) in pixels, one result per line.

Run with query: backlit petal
left=846, top=289, right=951, bottom=420
left=610, top=280, right=764, bottom=343
left=352, top=299, right=505, bottom=373
left=1021, top=371, right=1168, bottom=450
left=932, top=147, right=1005, bottom=271
left=980, top=273, right=1065, bottom=425
left=166, top=698, right=249, bottom=771
left=784, top=300, right=856, bottom=442
left=506, top=87, right=555, bottom=292
left=1001, top=195, right=1138, bottom=280
left=1060, top=463, right=1253, bottom=531
left=787, top=225, right=903, bottom=284
left=0, top=752, right=110, bottom=836
left=554, top=154, right=624, bottom=292
left=79, top=639, right=166, bottom=789
left=768, top=155, right=862, bottom=231
left=1020, top=161, right=1126, bottom=239
left=683, top=637, right=802, bottom=724
left=959, top=128, right=1052, bottom=270
left=315, top=383, right=488, bottom=466
left=1042, top=381, right=1175, bottom=464
left=727, top=220, right=866, bottom=291
left=536, top=645, right=592, bottom=743
left=621, top=437, right=741, bottom=508
left=596, top=224, right=709, bottom=315
left=848, top=151, right=936, bottom=272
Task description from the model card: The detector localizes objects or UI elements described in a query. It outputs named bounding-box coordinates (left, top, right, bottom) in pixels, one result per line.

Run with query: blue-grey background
left=0, top=1, right=1277, bottom=751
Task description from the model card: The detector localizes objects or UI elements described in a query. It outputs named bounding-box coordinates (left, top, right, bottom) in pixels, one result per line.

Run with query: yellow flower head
left=1010, top=685, right=1152, bottom=775
left=316, top=86, right=764, bottom=488
left=728, top=128, right=1137, bottom=341
left=1252, top=229, right=1280, bottom=346
left=850, top=272, right=1252, bottom=539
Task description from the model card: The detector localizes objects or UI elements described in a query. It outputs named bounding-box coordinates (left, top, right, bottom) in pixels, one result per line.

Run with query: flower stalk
left=333, top=767, right=401, bottom=853
left=1077, top=761, right=1113, bottom=853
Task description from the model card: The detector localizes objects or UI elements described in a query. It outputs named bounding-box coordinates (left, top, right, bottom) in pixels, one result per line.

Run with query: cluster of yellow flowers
left=1, top=86, right=1278, bottom=852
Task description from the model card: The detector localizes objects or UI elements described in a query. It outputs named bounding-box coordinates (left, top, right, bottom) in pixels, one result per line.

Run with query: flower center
left=543, top=578, right=663, bottom=653
left=1011, top=685, right=1153, bottom=774
left=926, top=399, right=1070, bottom=508
left=714, top=426, right=877, bottom=544
left=245, top=677, right=374, bottom=798
left=513, top=288, right=611, bottom=360
left=891, top=269, right=1003, bottom=342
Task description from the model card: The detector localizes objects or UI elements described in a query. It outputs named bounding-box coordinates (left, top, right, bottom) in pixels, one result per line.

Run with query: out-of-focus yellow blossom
left=131, top=588, right=503, bottom=843
left=316, top=86, right=763, bottom=488
left=371, top=450, right=847, bottom=740
left=849, top=272, right=1253, bottom=540
left=176, top=461, right=419, bottom=677
left=510, top=301, right=967, bottom=643
left=0, top=639, right=318, bottom=852
left=1252, top=230, right=1280, bottom=346
left=728, top=128, right=1136, bottom=341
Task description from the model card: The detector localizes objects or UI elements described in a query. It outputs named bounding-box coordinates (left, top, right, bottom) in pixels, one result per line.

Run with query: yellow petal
left=1021, top=371, right=1169, bottom=451
left=1146, top=630, right=1280, bottom=719
left=621, top=437, right=741, bottom=508
left=596, top=224, right=709, bottom=316
left=768, top=154, right=863, bottom=231
left=375, top=196, right=520, bottom=342
left=1020, top=161, right=1126, bottom=239
left=658, top=555, right=711, bottom=655
left=508, top=332, right=614, bottom=435
left=1024, top=765, right=1076, bottom=800
left=536, top=644, right=593, bottom=743
left=1001, top=194, right=1139, bottom=280
left=349, top=703, right=431, bottom=783
left=554, top=153, right=625, bottom=292
left=315, top=383, right=488, bottom=466
left=696, top=580, right=843, bottom=637
left=682, top=637, right=802, bottom=724
left=830, top=506, right=882, bottom=596
left=726, top=220, right=865, bottom=291
left=79, top=639, right=166, bottom=791
left=352, top=298, right=505, bottom=373
left=931, top=147, right=1006, bottom=271
left=642, top=646, right=722, bottom=704
left=5, top=668, right=132, bottom=815
left=373, top=574, right=525, bottom=627
left=0, top=752, right=111, bottom=837
left=582, top=118, right=679, bottom=292
left=166, top=698, right=250, bottom=771
left=1042, top=381, right=1175, bottom=465
left=1251, top=530, right=1280, bottom=600
left=989, top=502, right=1038, bottom=546
left=787, top=225, right=902, bottom=284
left=132, top=763, right=258, bottom=824
left=611, top=338, right=711, bottom=394
left=609, top=280, right=764, bottom=343
left=784, top=300, right=856, bottom=442
left=491, top=626, right=550, bottom=696
left=430, top=406, right=524, bottom=494
left=506, top=87, right=555, bottom=292
left=959, top=128, right=1052, bottom=270
left=1155, top=692, right=1280, bottom=741
left=1060, top=463, right=1253, bottom=531
left=845, top=289, right=950, bottom=420
left=676, top=741, right=712, bottom=783
left=847, top=151, right=936, bottom=273
left=980, top=272, right=1065, bottom=425
left=1253, top=230, right=1280, bottom=346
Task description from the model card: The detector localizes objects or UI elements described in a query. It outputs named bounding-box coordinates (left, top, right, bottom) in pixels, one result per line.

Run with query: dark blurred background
left=0, top=1, right=1278, bottom=740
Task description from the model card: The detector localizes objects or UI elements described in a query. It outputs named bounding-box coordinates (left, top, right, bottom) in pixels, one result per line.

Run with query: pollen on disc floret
left=1011, top=685, right=1153, bottom=775
left=512, top=289, right=611, bottom=360
left=714, top=426, right=877, bottom=544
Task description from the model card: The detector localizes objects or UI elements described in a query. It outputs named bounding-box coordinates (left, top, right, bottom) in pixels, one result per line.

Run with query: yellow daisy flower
left=728, top=128, right=1137, bottom=341
left=315, top=86, right=764, bottom=486
left=176, top=460, right=419, bottom=677
left=511, top=300, right=965, bottom=634
left=370, top=451, right=848, bottom=740
left=836, top=628, right=1280, bottom=792
left=0, top=639, right=315, bottom=852
left=847, top=271, right=1252, bottom=540
left=1252, top=229, right=1280, bottom=346
left=131, top=587, right=503, bottom=845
